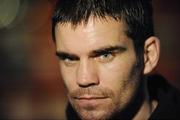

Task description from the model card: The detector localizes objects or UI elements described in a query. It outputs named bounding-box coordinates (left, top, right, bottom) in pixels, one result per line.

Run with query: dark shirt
left=148, top=75, right=180, bottom=119
left=66, top=74, right=180, bottom=120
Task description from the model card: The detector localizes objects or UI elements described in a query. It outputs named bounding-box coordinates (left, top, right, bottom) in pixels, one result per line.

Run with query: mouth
left=74, top=95, right=108, bottom=100
left=73, top=95, right=109, bottom=107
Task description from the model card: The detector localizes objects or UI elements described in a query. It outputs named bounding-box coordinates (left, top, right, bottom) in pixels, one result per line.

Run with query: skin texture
left=55, top=17, right=160, bottom=120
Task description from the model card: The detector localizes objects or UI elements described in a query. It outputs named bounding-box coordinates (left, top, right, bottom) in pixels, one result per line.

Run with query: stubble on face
left=67, top=62, right=142, bottom=120
left=55, top=17, right=144, bottom=120
left=68, top=86, right=119, bottom=120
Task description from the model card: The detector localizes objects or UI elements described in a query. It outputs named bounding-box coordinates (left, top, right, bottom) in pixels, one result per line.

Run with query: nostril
left=76, top=71, right=100, bottom=88
left=77, top=74, right=100, bottom=87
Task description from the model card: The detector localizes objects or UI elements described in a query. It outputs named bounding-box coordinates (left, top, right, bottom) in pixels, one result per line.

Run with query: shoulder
left=148, top=74, right=180, bottom=119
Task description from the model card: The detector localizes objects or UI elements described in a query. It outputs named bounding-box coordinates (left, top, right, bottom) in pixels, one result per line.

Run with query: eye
left=56, top=52, right=79, bottom=66
left=95, top=52, right=114, bottom=63
left=61, top=57, right=78, bottom=66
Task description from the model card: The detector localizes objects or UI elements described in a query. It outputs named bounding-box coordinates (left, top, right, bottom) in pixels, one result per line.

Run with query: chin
left=78, top=109, right=113, bottom=120
left=73, top=101, right=119, bottom=120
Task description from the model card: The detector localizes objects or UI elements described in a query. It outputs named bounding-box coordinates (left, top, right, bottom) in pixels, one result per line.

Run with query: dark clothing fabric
left=66, top=74, right=180, bottom=120
left=148, top=75, right=180, bottom=119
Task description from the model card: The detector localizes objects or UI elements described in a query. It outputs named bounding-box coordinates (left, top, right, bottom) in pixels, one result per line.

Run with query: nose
left=76, top=58, right=99, bottom=87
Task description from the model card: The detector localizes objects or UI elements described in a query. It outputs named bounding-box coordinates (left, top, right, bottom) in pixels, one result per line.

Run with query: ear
left=143, top=36, right=160, bottom=75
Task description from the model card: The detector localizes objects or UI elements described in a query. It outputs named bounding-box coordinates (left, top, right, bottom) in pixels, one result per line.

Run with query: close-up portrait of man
left=0, top=0, right=180, bottom=119
left=52, top=0, right=180, bottom=119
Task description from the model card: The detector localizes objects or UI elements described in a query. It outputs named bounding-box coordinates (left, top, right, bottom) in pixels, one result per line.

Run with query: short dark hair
left=52, top=0, right=154, bottom=67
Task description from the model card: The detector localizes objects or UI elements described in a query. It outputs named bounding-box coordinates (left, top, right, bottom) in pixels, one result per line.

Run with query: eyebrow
left=56, top=51, right=79, bottom=60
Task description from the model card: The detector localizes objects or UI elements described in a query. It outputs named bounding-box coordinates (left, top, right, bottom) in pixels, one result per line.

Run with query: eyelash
left=100, top=52, right=113, bottom=57
left=62, top=57, right=75, bottom=61
left=59, top=52, right=114, bottom=59
left=58, top=51, right=117, bottom=66
left=59, top=57, right=78, bottom=66
left=58, top=55, right=78, bottom=61
left=94, top=51, right=116, bottom=63
left=94, top=51, right=116, bottom=57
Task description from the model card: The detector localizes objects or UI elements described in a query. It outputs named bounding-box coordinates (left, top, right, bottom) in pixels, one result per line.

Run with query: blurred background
left=0, top=0, right=179, bottom=119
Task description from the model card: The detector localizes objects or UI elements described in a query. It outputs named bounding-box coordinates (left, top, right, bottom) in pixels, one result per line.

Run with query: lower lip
left=75, top=98, right=108, bottom=106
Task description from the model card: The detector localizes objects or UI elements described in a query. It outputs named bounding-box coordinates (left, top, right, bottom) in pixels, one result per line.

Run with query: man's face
left=55, top=17, right=142, bottom=120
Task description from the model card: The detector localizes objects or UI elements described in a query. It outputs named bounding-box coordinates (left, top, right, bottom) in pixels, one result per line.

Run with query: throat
left=133, top=82, right=158, bottom=120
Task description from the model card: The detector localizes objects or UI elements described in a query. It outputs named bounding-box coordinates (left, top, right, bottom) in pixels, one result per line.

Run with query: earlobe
left=143, top=37, right=160, bottom=75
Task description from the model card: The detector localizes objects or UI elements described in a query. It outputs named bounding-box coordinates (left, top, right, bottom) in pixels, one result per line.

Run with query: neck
left=133, top=80, right=157, bottom=120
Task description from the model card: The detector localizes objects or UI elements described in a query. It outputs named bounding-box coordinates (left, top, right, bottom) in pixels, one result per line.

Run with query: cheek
left=98, top=62, right=133, bottom=97
left=59, top=63, right=77, bottom=91
left=98, top=56, right=138, bottom=105
left=98, top=56, right=136, bottom=86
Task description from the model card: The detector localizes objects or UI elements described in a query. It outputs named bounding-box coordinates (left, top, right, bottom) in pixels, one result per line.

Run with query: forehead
left=55, top=17, right=131, bottom=53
